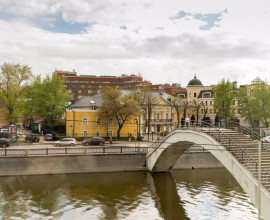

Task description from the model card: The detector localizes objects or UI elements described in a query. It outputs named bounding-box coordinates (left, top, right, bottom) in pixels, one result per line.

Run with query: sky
left=0, top=0, right=270, bottom=87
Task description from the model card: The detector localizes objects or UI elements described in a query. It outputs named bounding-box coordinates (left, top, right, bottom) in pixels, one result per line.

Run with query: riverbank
left=0, top=150, right=223, bottom=176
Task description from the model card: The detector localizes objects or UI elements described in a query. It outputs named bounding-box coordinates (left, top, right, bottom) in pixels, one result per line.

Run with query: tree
left=239, top=82, right=270, bottom=127
left=0, top=63, right=33, bottom=123
left=24, top=74, right=71, bottom=126
left=201, top=102, right=208, bottom=119
left=213, top=79, right=235, bottom=120
left=135, top=88, right=157, bottom=137
left=99, top=88, right=139, bottom=138
left=193, top=99, right=202, bottom=122
left=170, top=96, right=191, bottom=127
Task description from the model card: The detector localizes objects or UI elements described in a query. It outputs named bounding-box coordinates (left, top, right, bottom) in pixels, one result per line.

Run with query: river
left=0, top=168, right=258, bottom=220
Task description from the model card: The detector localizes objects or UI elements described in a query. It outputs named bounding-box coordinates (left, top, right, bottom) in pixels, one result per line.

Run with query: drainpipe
left=70, top=107, right=75, bottom=137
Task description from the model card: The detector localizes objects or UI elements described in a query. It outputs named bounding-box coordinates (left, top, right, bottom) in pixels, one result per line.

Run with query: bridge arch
left=146, top=129, right=270, bottom=220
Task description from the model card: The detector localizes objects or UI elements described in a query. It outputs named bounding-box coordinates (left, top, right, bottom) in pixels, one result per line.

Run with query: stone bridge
left=146, top=127, right=270, bottom=220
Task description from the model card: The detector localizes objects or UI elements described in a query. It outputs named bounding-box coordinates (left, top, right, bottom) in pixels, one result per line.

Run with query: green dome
left=187, top=76, right=202, bottom=86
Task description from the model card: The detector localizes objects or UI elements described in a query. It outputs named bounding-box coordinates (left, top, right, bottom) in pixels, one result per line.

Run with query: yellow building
left=66, top=93, right=139, bottom=138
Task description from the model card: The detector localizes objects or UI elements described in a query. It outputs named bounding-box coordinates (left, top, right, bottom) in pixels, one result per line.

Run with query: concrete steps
left=203, top=128, right=270, bottom=192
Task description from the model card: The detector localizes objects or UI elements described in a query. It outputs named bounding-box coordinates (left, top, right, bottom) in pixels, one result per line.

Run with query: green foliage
left=24, top=74, right=71, bottom=126
left=239, top=82, right=270, bottom=127
left=213, top=79, right=235, bottom=120
left=99, top=88, right=139, bottom=138
left=0, top=63, right=33, bottom=123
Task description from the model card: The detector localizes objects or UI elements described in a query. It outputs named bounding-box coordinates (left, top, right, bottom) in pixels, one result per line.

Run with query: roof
left=197, top=89, right=214, bottom=98
left=68, top=90, right=173, bottom=108
left=187, top=76, right=203, bottom=86
left=69, top=94, right=103, bottom=108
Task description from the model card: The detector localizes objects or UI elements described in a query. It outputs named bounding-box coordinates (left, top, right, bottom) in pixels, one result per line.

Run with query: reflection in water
left=0, top=169, right=258, bottom=220
left=172, top=169, right=258, bottom=220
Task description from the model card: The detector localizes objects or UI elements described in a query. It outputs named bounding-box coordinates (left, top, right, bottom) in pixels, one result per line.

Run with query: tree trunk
left=117, top=124, right=123, bottom=139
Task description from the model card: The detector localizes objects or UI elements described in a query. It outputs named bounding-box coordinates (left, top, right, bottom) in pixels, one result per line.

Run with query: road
left=8, top=140, right=151, bottom=149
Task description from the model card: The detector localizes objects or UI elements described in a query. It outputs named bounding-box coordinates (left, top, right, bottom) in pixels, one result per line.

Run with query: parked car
left=82, top=137, right=105, bottom=146
left=25, top=134, right=40, bottom=142
left=0, top=138, right=10, bottom=147
left=44, top=134, right=59, bottom=141
left=0, top=128, right=9, bottom=133
left=54, top=138, right=77, bottom=146
left=262, top=136, right=270, bottom=143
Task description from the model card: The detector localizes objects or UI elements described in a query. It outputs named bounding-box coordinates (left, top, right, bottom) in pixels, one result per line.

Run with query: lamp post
left=258, top=130, right=262, bottom=220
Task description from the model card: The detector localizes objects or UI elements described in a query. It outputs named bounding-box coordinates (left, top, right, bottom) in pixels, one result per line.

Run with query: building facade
left=53, top=70, right=185, bottom=102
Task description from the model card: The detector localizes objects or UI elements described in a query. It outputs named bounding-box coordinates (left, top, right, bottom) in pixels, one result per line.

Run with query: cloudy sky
left=0, top=0, right=269, bottom=87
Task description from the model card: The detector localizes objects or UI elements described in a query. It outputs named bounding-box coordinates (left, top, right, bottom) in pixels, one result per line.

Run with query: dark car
left=25, top=134, right=40, bottom=142
left=0, top=138, right=10, bottom=147
left=44, top=134, right=59, bottom=141
left=82, top=137, right=105, bottom=146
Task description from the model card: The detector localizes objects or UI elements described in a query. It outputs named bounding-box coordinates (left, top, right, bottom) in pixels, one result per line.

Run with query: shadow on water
left=147, top=172, right=190, bottom=220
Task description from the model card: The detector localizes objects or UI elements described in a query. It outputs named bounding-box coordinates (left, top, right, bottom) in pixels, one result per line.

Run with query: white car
left=54, top=138, right=77, bottom=146
left=262, top=136, right=270, bottom=143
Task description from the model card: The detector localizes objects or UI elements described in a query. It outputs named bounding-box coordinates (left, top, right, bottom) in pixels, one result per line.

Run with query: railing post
left=103, top=147, right=105, bottom=154
left=46, top=148, right=48, bottom=155
left=84, top=147, right=87, bottom=155
left=121, top=146, right=122, bottom=153
left=25, top=149, right=28, bottom=157
left=66, top=147, right=68, bottom=155
left=5, top=147, right=7, bottom=156
left=229, top=138, right=231, bottom=150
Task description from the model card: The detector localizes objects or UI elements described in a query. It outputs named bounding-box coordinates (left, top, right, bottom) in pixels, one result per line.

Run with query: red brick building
left=53, top=70, right=186, bottom=102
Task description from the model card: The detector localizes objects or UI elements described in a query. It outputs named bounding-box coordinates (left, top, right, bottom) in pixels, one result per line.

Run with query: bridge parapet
left=146, top=126, right=270, bottom=220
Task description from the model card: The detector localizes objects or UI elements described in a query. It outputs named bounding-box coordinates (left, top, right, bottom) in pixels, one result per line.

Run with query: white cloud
left=0, top=0, right=270, bottom=87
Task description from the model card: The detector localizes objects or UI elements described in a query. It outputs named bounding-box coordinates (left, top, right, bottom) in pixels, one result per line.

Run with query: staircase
left=203, top=128, right=270, bottom=191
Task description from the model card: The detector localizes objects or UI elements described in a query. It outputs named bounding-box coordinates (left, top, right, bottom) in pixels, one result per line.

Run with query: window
left=72, top=90, right=78, bottom=93
left=172, top=113, right=174, bottom=120
left=96, top=131, right=100, bottom=137
left=82, top=117, right=88, bottom=125
left=205, top=101, right=208, bottom=106
left=83, top=131, right=88, bottom=137
left=166, top=113, right=168, bottom=119
left=202, top=93, right=211, bottom=98
left=134, top=118, right=138, bottom=124
left=177, top=94, right=185, bottom=98
left=210, top=101, right=212, bottom=106
left=108, top=118, right=113, bottom=124
left=108, top=131, right=113, bottom=137
left=157, top=114, right=160, bottom=120
left=81, top=90, right=88, bottom=94
left=96, top=118, right=101, bottom=125
left=194, top=93, right=196, bottom=97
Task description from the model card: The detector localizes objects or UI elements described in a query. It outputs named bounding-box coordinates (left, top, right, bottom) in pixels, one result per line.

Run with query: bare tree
left=135, top=88, right=157, bottom=138
left=193, top=99, right=202, bottom=122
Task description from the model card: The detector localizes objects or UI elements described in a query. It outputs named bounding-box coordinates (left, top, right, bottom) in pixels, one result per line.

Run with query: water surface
left=0, top=169, right=258, bottom=220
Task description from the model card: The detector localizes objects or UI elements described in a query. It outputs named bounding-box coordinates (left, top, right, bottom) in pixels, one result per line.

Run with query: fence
left=0, top=146, right=150, bottom=157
